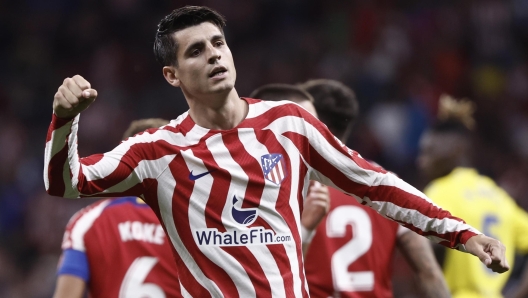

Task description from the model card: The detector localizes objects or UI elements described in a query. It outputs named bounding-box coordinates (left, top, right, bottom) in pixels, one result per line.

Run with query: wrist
left=301, top=225, right=316, bottom=244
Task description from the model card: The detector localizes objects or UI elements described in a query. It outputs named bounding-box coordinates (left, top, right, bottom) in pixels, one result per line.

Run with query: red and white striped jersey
left=304, top=187, right=406, bottom=298
left=58, top=197, right=182, bottom=298
left=44, top=98, right=480, bottom=298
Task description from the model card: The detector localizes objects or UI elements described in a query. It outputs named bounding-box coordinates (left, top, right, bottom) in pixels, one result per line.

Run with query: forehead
left=173, top=22, right=223, bottom=48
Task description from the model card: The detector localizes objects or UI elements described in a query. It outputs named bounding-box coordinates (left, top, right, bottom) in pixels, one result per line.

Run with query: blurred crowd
left=1, top=0, right=528, bottom=296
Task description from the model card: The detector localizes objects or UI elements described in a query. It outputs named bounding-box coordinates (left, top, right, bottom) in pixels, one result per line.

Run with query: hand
left=465, top=234, right=509, bottom=273
left=53, top=75, right=97, bottom=119
left=301, top=181, right=330, bottom=231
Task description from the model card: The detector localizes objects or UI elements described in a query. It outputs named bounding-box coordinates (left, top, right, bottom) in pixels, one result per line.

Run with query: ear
left=162, top=66, right=180, bottom=87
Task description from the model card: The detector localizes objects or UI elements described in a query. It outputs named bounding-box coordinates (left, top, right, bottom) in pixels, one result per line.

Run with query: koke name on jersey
left=118, top=221, right=165, bottom=244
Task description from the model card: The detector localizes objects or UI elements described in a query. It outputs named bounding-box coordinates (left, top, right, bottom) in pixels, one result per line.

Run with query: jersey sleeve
left=43, top=113, right=174, bottom=199
left=276, top=105, right=481, bottom=251
left=513, top=204, right=528, bottom=254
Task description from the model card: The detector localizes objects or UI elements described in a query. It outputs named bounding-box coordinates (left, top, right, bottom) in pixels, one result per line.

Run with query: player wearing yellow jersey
left=418, top=95, right=528, bottom=298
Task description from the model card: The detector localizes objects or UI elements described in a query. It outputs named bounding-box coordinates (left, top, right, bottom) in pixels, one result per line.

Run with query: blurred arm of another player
left=301, top=181, right=330, bottom=255
left=53, top=274, right=86, bottom=298
left=396, top=228, right=450, bottom=298
left=505, top=204, right=528, bottom=298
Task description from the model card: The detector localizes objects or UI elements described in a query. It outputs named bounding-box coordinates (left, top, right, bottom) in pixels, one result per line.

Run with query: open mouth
left=209, top=67, right=227, bottom=78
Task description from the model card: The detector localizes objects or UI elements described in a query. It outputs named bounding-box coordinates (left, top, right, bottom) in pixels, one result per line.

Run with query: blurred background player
left=249, top=84, right=331, bottom=253
left=417, top=95, right=528, bottom=298
left=53, top=118, right=182, bottom=298
left=252, top=81, right=449, bottom=297
left=298, top=79, right=449, bottom=298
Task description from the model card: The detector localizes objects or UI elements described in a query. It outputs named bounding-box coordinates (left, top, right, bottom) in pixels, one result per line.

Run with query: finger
left=54, top=93, right=73, bottom=110
left=488, top=245, right=502, bottom=261
left=72, top=75, right=91, bottom=90
left=472, top=246, right=492, bottom=266
left=59, top=85, right=80, bottom=107
left=81, top=88, right=97, bottom=99
left=63, top=78, right=84, bottom=99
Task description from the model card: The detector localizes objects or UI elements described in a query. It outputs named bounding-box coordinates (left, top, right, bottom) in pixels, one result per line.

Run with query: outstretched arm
left=397, top=230, right=450, bottom=298
left=53, top=275, right=86, bottom=298
left=274, top=105, right=509, bottom=273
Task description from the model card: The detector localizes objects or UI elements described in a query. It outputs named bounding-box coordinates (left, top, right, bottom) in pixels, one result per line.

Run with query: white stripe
left=369, top=201, right=481, bottom=236
left=199, top=139, right=257, bottom=298
left=69, top=200, right=111, bottom=251
left=156, top=168, right=223, bottom=297
left=238, top=129, right=301, bottom=298
left=67, top=115, right=81, bottom=197
left=245, top=100, right=291, bottom=120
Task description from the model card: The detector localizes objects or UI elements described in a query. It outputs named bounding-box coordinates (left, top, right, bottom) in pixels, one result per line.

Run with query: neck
left=186, top=88, right=248, bottom=130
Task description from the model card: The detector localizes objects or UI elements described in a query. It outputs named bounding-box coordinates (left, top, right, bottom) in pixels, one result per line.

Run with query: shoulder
left=244, top=97, right=306, bottom=118
left=62, top=199, right=115, bottom=251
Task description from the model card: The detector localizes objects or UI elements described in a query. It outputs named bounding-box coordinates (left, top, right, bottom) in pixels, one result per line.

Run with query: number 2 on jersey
left=119, top=256, right=166, bottom=298
left=327, top=206, right=374, bottom=292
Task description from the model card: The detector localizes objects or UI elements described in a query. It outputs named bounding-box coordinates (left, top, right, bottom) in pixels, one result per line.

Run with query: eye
left=214, top=40, right=224, bottom=47
left=191, top=49, right=201, bottom=57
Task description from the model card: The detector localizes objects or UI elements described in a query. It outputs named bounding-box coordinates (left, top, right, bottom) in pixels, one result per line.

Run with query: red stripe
left=47, top=145, right=68, bottom=196
left=46, top=113, right=75, bottom=143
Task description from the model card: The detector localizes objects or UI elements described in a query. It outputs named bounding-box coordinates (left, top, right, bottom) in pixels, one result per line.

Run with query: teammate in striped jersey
left=418, top=95, right=528, bottom=298
left=53, top=119, right=182, bottom=298
left=297, top=79, right=449, bottom=298
left=44, top=5, right=509, bottom=297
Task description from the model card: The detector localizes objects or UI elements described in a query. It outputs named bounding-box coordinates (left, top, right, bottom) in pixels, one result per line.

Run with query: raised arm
left=44, top=76, right=152, bottom=199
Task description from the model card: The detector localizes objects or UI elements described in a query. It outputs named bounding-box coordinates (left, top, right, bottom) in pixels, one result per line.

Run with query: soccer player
left=249, top=84, right=332, bottom=254
left=53, top=118, right=182, bottom=298
left=418, top=95, right=528, bottom=298
left=272, top=79, right=447, bottom=297
left=44, top=5, right=509, bottom=297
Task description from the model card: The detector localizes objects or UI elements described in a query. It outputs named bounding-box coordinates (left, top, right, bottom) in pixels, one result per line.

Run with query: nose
left=207, top=43, right=221, bottom=64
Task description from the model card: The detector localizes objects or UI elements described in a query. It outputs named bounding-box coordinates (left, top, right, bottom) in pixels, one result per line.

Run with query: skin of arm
left=397, top=231, right=451, bottom=298
left=507, top=259, right=528, bottom=298
left=300, top=181, right=330, bottom=255
left=53, top=275, right=86, bottom=298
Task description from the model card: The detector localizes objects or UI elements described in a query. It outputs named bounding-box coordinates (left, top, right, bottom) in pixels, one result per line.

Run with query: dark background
left=1, top=0, right=527, bottom=296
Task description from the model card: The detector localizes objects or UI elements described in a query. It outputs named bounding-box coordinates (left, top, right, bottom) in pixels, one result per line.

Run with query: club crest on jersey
left=231, top=196, right=258, bottom=226
left=261, top=153, right=288, bottom=185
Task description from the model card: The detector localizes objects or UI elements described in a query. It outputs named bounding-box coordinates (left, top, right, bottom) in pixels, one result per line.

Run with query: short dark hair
left=122, top=118, right=170, bottom=140
left=249, top=84, right=314, bottom=104
left=299, top=79, right=359, bottom=141
left=154, top=6, right=226, bottom=66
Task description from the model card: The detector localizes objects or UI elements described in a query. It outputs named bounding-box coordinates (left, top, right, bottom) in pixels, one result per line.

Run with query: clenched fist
left=53, top=75, right=97, bottom=119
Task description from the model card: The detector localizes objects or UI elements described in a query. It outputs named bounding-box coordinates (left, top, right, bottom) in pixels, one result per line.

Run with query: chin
left=210, top=82, right=234, bottom=94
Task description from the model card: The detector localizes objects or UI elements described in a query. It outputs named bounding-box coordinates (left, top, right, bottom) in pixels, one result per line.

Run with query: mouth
left=209, top=66, right=227, bottom=78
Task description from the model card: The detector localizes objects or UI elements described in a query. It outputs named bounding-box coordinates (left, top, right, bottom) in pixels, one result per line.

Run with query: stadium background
left=1, top=0, right=527, bottom=296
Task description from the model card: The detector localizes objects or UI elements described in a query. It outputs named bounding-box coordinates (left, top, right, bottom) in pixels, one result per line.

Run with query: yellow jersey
left=425, top=167, right=528, bottom=298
